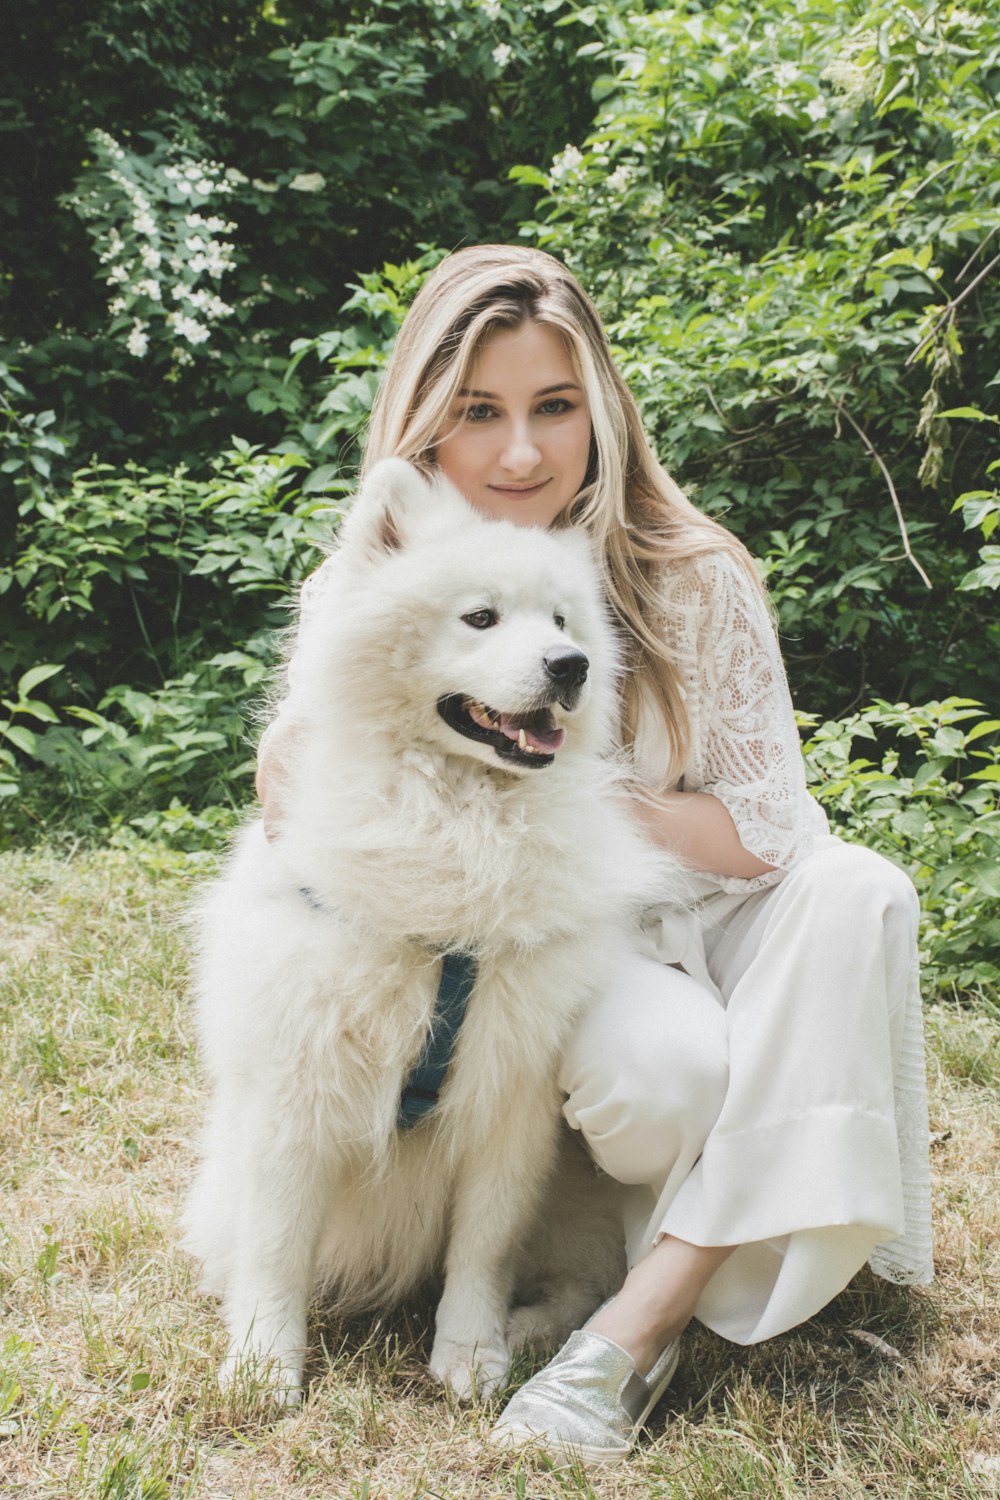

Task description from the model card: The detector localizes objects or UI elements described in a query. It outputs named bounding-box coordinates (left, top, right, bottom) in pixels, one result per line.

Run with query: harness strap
left=297, top=885, right=477, bottom=1132
left=397, top=949, right=479, bottom=1129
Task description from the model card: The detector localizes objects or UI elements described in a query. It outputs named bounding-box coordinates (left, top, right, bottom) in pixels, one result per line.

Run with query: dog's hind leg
left=507, top=1124, right=627, bottom=1352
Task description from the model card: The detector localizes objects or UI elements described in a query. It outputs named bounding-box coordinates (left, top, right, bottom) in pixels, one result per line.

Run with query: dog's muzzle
left=437, top=648, right=589, bottom=769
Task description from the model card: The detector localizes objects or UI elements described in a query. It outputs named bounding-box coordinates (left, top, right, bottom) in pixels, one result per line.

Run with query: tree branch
left=905, top=247, right=1000, bottom=367
left=836, top=404, right=933, bottom=590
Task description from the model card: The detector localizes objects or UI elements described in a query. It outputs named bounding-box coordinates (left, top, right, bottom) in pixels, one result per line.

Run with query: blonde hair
left=361, top=244, right=760, bottom=786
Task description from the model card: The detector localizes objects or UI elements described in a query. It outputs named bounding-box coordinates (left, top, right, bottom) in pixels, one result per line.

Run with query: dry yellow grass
left=0, top=846, right=997, bottom=1499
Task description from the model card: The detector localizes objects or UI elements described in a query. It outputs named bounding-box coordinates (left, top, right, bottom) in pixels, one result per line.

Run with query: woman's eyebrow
left=456, top=382, right=583, bottom=398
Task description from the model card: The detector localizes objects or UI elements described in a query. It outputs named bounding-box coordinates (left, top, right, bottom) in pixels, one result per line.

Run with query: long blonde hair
left=361, top=244, right=760, bottom=786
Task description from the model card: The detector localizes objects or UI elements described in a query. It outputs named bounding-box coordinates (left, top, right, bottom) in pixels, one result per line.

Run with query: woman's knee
left=560, top=957, right=729, bottom=1187
left=786, top=841, right=918, bottom=940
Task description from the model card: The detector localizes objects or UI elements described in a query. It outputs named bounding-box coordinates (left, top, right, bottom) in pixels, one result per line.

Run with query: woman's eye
left=553, top=613, right=566, bottom=629
left=538, top=398, right=571, bottom=416
left=462, top=608, right=499, bottom=630
left=465, top=403, right=495, bottom=422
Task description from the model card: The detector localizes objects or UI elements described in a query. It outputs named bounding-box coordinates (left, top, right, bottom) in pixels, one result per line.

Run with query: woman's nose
left=500, top=422, right=542, bottom=474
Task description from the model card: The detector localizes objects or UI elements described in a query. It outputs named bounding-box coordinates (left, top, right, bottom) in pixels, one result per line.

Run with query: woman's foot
left=489, top=1326, right=681, bottom=1467
left=490, top=1236, right=736, bottom=1465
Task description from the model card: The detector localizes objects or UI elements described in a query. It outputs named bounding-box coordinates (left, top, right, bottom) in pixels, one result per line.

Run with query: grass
left=0, top=845, right=997, bottom=1499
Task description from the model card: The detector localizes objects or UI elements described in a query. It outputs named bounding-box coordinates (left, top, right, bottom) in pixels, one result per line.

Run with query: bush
left=802, top=698, right=1000, bottom=997
left=512, top=0, right=1000, bottom=714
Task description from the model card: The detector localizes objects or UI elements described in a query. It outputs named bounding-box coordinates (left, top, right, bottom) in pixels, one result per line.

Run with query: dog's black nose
left=543, top=647, right=589, bottom=692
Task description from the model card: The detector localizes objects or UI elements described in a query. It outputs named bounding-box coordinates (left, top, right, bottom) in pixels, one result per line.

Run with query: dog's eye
left=553, top=613, right=566, bottom=630
left=462, top=608, right=499, bottom=630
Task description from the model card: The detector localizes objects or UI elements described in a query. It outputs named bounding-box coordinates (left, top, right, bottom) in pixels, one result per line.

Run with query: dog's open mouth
left=437, top=694, right=566, bottom=768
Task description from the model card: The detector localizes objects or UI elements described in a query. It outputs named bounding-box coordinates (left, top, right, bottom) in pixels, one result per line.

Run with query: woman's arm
left=650, top=550, right=823, bottom=887
left=633, top=789, right=776, bottom=879
left=256, top=718, right=301, bottom=841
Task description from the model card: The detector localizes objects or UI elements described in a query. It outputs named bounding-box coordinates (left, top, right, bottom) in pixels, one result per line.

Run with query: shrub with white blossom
left=67, top=130, right=238, bottom=362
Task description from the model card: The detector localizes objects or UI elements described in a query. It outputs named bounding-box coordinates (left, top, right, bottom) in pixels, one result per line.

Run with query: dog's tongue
left=498, top=715, right=565, bottom=752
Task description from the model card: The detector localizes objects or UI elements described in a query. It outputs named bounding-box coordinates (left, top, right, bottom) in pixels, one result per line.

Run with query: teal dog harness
left=299, top=887, right=477, bottom=1130
left=397, top=949, right=479, bottom=1129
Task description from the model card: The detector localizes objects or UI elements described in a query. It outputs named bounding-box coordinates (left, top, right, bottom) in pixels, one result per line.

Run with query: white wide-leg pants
left=559, top=835, right=933, bottom=1345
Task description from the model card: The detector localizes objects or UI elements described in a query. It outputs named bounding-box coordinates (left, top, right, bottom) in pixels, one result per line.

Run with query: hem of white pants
left=657, top=1104, right=905, bottom=1250
left=646, top=1105, right=907, bottom=1345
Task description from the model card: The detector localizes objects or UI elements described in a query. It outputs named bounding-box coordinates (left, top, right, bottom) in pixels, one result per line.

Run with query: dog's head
left=300, top=459, right=621, bottom=774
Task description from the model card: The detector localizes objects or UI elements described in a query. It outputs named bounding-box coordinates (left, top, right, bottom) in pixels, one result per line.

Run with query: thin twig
left=956, top=225, right=1000, bottom=283
left=837, top=404, right=933, bottom=590
left=906, top=248, right=1000, bottom=367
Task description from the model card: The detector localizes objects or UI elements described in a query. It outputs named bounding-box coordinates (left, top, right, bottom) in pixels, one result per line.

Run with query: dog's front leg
left=429, top=1101, right=558, bottom=1400
left=219, top=1127, right=331, bottom=1407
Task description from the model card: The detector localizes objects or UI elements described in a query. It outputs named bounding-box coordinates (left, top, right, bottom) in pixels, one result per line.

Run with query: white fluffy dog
left=183, top=459, right=681, bottom=1404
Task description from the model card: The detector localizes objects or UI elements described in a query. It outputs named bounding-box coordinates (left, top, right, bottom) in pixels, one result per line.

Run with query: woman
left=257, top=244, right=932, bottom=1466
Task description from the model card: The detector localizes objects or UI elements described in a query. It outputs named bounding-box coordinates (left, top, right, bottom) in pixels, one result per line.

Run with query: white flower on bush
left=492, top=43, right=512, bottom=69
left=75, top=130, right=240, bottom=360
left=126, top=321, right=149, bottom=357
left=289, top=172, right=326, bottom=193
left=550, top=145, right=584, bottom=183
left=805, top=95, right=828, bottom=121
left=169, top=311, right=211, bottom=345
left=480, top=0, right=502, bottom=18
left=822, top=42, right=879, bottom=107
left=606, top=163, right=636, bottom=193
left=99, top=228, right=125, bottom=264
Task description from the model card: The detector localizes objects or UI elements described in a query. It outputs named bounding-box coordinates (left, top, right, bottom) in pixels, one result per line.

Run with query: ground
left=0, top=846, right=997, bottom=1499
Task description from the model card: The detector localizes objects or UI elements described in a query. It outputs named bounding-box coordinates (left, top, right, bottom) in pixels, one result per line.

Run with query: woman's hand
left=256, top=720, right=300, bottom=842
left=632, top=790, right=775, bottom=880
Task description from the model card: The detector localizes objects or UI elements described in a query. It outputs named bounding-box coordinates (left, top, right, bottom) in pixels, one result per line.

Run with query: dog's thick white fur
left=183, top=459, right=683, bottom=1404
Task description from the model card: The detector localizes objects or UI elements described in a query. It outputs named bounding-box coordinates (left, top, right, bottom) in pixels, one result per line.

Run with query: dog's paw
left=218, top=1346, right=303, bottom=1411
left=428, top=1335, right=510, bottom=1401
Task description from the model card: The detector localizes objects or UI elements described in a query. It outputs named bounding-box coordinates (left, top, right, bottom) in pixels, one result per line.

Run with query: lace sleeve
left=663, top=552, right=826, bottom=890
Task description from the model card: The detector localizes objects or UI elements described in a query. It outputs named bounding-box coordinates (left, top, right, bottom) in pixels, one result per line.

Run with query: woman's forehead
left=461, top=322, right=582, bottom=391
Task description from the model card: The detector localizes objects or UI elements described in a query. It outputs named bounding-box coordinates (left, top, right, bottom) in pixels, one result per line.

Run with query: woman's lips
left=488, top=480, right=550, bottom=496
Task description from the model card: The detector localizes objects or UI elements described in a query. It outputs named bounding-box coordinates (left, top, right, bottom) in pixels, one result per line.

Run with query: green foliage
left=2, top=0, right=997, bottom=1001
left=2, top=442, right=343, bottom=840
left=802, top=698, right=1000, bottom=994
left=0, top=665, right=64, bottom=800
left=1, top=0, right=599, bottom=476
left=514, top=0, right=1000, bottom=712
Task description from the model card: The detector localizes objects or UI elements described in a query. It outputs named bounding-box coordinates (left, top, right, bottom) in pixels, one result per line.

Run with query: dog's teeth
left=518, top=727, right=527, bottom=751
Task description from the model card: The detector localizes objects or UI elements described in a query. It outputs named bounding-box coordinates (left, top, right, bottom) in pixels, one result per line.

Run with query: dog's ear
left=337, top=458, right=473, bottom=560
left=336, top=458, right=423, bottom=558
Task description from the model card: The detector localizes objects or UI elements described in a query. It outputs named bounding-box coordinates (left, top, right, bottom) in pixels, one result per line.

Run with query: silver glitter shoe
left=489, top=1329, right=681, bottom=1467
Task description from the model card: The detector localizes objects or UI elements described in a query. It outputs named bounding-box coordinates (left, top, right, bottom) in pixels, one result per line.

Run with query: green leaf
left=2, top=724, right=38, bottom=755
left=16, top=664, right=63, bottom=699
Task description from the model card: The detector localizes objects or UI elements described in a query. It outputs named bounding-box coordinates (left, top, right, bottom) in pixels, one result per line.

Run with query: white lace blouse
left=633, top=549, right=829, bottom=894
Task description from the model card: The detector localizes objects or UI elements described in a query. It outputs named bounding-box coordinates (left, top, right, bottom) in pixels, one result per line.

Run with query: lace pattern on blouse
left=640, top=551, right=827, bottom=894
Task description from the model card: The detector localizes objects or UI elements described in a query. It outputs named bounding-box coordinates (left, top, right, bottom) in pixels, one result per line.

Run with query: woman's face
left=434, top=321, right=592, bottom=528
